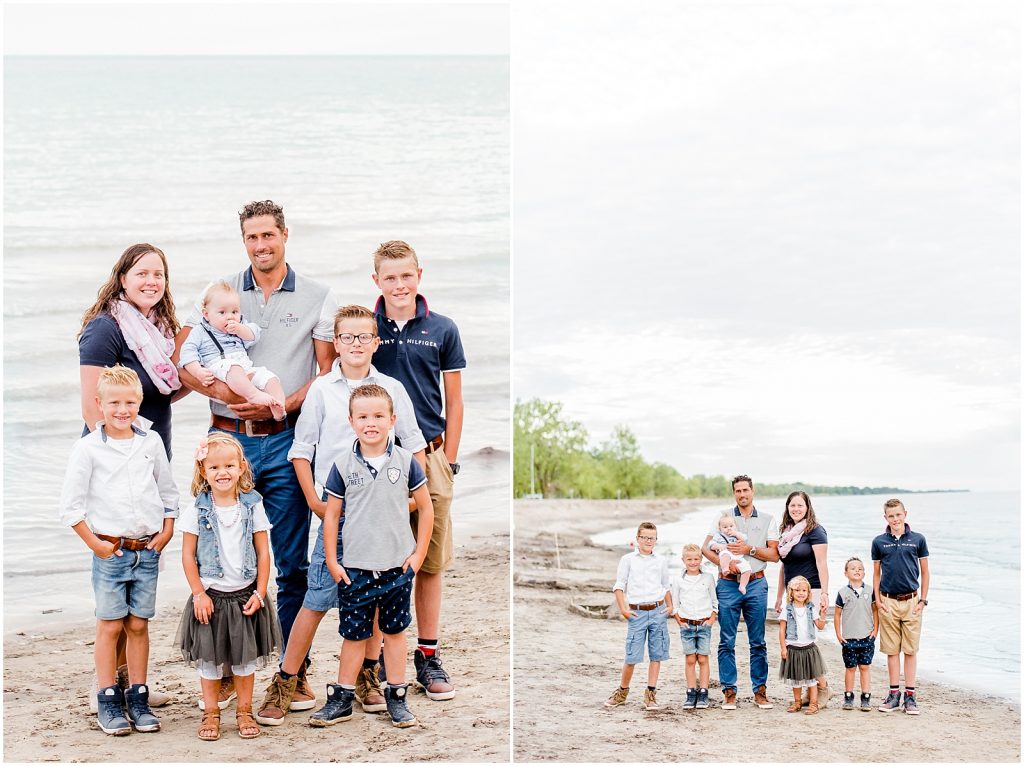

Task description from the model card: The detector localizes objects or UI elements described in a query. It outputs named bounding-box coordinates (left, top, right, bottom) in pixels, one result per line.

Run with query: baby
left=709, top=514, right=753, bottom=594
left=179, top=281, right=286, bottom=420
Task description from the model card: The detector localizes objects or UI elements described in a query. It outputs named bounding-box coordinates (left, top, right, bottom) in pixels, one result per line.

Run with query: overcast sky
left=512, top=1, right=1020, bottom=492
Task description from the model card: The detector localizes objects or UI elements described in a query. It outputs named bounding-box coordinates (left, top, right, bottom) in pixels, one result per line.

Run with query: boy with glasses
left=255, top=305, right=427, bottom=726
left=605, top=522, right=673, bottom=710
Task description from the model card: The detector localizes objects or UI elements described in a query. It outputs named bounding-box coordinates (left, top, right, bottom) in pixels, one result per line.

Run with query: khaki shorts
left=409, top=448, right=454, bottom=574
left=878, top=594, right=922, bottom=655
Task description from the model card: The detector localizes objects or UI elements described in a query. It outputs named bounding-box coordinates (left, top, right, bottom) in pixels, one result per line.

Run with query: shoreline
left=513, top=498, right=1020, bottom=763
left=3, top=537, right=510, bottom=763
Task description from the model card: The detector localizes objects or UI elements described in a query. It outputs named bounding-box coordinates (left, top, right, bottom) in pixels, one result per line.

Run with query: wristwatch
left=921, top=599, right=928, bottom=606
left=449, top=462, right=461, bottom=475
left=749, top=544, right=757, bottom=557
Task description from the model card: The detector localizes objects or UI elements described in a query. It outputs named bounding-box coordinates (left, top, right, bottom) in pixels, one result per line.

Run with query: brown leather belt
left=211, top=411, right=299, bottom=437
left=881, top=590, right=918, bottom=601
left=719, top=570, right=766, bottom=582
left=96, top=534, right=152, bottom=552
left=680, top=617, right=711, bottom=625
left=424, top=434, right=444, bottom=454
left=629, top=600, right=665, bottom=611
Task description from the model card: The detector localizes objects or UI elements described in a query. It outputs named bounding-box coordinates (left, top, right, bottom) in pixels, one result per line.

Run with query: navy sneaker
left=695, top=688, right=709, bottom=709
left=96, top=684, right=131, bottom=736
left=842, top=691, right=855, bottom=711
left=860, top=692, right=872, bottom=711
left=683, top=688, right=697, bottom=709
left=414, top=649, right=455, bottom=701
left=878, top=690, right=902, bottom=712
left=904, top=693, right=920, bottom=715
left=124, top=683, right=161, bottom=732
left=385, top=684, right=417, bottom=728
left=308, top=684, right=354, bottom=727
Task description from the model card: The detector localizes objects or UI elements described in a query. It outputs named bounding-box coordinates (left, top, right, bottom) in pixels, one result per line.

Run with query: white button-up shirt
left=613, top=550, right=670, bottom=604
left=670, top=571, right=719, bottom=619
left=59, top=418, right=179, bottom=537
left=288, top=361, right=427, bottom=486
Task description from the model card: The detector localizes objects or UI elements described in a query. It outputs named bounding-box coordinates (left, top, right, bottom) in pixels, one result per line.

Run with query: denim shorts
left=91, top=547, right=161, bottom=620
left=303, top=518, right=344, bottom=612
left=841, top=635, right=876, bottom=668
left=624, top=607, right=670, bottom=664
left=337, top=566, right=414, bottom=641
left=678, top=622, right=712, bottom=656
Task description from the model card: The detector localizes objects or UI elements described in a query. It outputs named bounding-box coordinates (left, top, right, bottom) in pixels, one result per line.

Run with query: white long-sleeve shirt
left=59, top=418, right=179, bottom=537
left=670, top=571, right=719, bottom=619
left=613, top=550, right=670, bottom=604
left=288, top=361, right=427, bottom=486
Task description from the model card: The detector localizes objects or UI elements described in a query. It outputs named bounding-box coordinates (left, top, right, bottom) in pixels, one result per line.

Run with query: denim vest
left=194, top=489, right=261, bottom=582
left=784, top=601, right=819, bottom=644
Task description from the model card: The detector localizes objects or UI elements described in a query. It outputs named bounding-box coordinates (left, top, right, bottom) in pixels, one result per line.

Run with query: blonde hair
left=718, top=513, right=736, bottom=529
left=96, top=365, right=143, bottom=399
left=333, top=305, right=377, bottom=337
left=373, top=240, right=419, bottom=272
left=349, top=383, right=394, bottom=416
left=191, top=433, right=254, bottom=496
left=883, top=498, right=905, bottom=512
left=786, top=575, right=813, bottom=605
left=202, top=280, right=238, bottom=309
left=681, top=543, right=702, bottom=557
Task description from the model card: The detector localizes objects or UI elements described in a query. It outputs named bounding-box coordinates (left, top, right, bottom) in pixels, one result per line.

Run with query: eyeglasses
left=637, top=536, right=657, bottom=542
left=336, top=333, right=375, bottom=345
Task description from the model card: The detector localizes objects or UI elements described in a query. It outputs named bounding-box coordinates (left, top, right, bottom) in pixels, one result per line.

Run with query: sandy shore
left=3, top=534, right=510, bottom=763
left=513, top=499, right=1021, bottom=762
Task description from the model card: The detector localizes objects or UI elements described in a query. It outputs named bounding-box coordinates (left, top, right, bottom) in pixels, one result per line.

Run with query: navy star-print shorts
left=336, top=566, right=415, bottom=640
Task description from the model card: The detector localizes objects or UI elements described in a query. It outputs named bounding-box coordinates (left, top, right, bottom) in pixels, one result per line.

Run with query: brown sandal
left=236, top=705, right=261, bottom=739
left=198, top=710, right=221, bottom=741
left=787, top=701, right=802, bottom=713
left=804, top=702, right=819, bottom=715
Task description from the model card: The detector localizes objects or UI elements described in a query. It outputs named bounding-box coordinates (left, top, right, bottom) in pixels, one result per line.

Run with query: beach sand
left=3, top=534, right=510, bottom=763
left=513, top=499, right=1021, bottom=762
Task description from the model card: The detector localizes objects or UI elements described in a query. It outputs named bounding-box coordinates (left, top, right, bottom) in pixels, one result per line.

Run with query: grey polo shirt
left=185, top=265, right=336, bottom=419
left=836, top=583, right=875, bottom=640
left=706, top=506, right=779, bottom=574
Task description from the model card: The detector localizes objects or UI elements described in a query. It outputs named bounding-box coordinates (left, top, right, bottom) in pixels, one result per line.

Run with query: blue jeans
left=716, top=576, right=768, bottom=693
left=678, top=622, right=712, bottom=656
left=211, top=426, right=309, bottom=649
left=92, top=547, right=161, bottom=620
left=303, top=517, right=345, bottom=612
left=624, top=607, right=670, bottom=664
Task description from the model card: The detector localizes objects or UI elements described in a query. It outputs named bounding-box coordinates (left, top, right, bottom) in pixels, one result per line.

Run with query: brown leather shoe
left=722, top=688, right=737, bottom=710
left=290, top=662, right=316, bottom=711
left=255, top=672, right=297, bottom=726
left=754, top=685, right=774, bottom=709
left=355, top=665, right=387, bottom=713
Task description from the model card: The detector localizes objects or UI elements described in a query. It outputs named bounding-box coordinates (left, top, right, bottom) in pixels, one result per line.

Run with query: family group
left=60, top=200, right=466, bottom=740
left=606, top=476, right=930, bottom=716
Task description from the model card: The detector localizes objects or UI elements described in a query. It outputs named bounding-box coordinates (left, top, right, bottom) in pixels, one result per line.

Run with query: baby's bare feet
left=269, top=399, right=286, bottom=421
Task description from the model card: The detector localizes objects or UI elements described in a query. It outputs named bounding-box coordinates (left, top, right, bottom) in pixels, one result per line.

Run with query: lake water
left=3, top=55, right=509, bottom=631
left=592, top=492, right=1020, bottom=702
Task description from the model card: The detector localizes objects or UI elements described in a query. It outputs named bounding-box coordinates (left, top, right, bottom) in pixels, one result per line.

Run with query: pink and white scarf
left=777, top=520, right=807, bottom=558
left=110, top=299, right=181, bottom=395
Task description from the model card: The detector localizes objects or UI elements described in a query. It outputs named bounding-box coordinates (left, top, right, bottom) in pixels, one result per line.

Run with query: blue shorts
left=624, top=607, right=670, bottom=664
left=841, top=636, right=876, bottom=668
left=337, top=566, right=414, bottom=641
left=91, top=547, right=161, bottom=621
left=678, top=622, right=712, bottom=656
left=303, top=518, right=344, bottom=612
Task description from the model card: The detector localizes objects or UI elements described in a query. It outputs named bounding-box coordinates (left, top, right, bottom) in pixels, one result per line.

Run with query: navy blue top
left=780, top=524, right=828, bottom=589
left=78, top=313, right=173, bottom=457
left=373, top=294, right=466, bottom=443
left=871, top=524, right=929, bottom=594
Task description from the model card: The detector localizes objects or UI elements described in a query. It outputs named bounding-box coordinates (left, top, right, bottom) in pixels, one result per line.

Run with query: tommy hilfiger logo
left=387, top=467, right=401, bottom=484
left=280, top=313, right=299, bottom=326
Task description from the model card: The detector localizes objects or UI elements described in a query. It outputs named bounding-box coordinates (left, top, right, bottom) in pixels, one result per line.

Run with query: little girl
left=778, top=575, right=828, bottom=715
left=176, top=433, right=282, bottom=740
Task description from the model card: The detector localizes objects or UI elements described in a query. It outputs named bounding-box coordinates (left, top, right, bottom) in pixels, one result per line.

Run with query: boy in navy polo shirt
left=370, top=240, right=465, bottom=700
left=310, top=384, right=433, bottom=728
left=871, top=499, right=930, bottom=715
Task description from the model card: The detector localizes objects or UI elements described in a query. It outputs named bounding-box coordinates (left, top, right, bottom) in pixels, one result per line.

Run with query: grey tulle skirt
left=176, top=584, right=282, bottom=670
left=779, top=643, right=827, bottom=688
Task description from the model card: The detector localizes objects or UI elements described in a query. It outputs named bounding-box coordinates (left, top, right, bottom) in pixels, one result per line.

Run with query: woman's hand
left=193, top=592, right=214, bottom=624
left=774, top=598, right=783, bottom=614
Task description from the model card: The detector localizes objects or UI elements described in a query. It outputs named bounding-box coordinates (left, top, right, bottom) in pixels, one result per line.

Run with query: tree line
left=513, top=398, right=913, bottom=499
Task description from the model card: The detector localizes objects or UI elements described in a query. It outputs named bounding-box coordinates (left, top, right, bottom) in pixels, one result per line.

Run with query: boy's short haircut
left=97, top=364, right=143, bottom=399
left=238, top=199, right=286, bottom=232
left=681, top=543, right=702, bottom=556
left=202, top=280, right=237, bottom=308
left=333, top=304, right=377, bottom=337
left=883, top=498, right=905, bottom=512
left=373, top=239, right=419, bottom=272
left=349, top=383, right=394, bottom=416
left=731, top=474, right=753, bottom=489
left=636, top=521, right=657, bottom=537
left=844, top=556, right=864, bottom=572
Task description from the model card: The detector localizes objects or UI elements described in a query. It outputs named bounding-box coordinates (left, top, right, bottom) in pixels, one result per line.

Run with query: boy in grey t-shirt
left=834, top=557, right=878, bottom=711
left=310, top=384, right=433, bottom=729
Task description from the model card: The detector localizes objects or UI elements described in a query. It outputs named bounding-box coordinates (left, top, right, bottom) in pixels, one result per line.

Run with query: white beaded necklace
left=214, top=501, right=242, bottom=528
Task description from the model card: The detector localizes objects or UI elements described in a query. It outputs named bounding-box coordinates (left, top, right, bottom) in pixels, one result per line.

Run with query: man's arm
left=442, top=370, right=463, bottom=464
left=701, top=534, right=720, bottom=567
left=228, top=337, right=337, bottom=420
left=173, top=327, right=245, bottom=403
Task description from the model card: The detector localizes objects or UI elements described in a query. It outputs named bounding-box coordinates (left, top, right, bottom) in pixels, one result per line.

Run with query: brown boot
left=255, top=672, right=298, bottom=726
left=754, top=684, right=774, bottom=709
left=291, top=660, right=316, bottom=711
left=198, top=676, right=236, bottom=711
left=355, top=664, right=387, bottom=713
left=722, top=688, right=737, bottom=710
